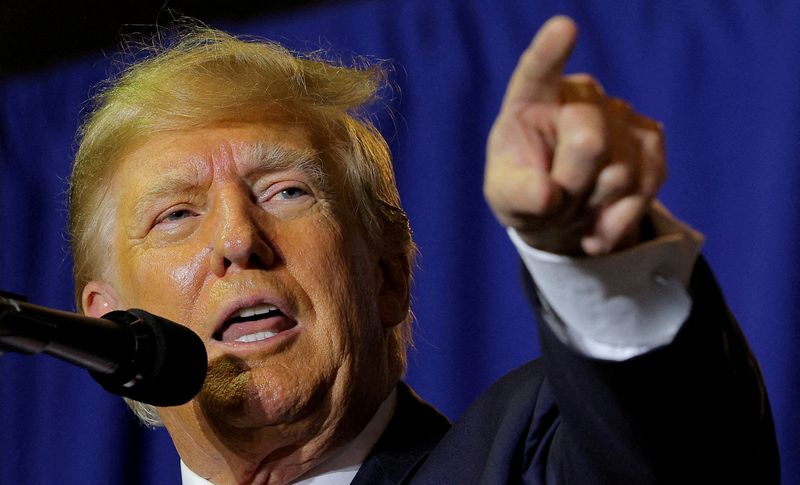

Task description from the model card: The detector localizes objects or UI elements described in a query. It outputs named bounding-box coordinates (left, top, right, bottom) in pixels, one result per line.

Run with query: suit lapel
left=350, top=382, right=451, bottom=485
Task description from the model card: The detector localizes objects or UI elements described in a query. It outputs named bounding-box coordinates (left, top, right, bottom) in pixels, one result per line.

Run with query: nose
left=209, top=188, right=276, bottom=277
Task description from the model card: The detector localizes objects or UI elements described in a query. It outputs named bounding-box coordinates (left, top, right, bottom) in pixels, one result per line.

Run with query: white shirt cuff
left=509, top=202, right=704, bottom=361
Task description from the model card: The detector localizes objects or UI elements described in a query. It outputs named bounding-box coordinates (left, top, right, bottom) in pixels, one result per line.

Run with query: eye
left=261, top=181, right=313, bottom=203
left=254, top=178, right=316, bottom=214
left=157, top=208, right=196, bottom=224
left=277, top=187, right=308, bottom=200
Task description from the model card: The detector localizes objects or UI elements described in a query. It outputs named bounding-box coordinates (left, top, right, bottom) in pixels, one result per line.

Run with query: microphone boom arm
left=0, top=291, right=207, bottom=406
left=1, top=293, right=132, bottom=374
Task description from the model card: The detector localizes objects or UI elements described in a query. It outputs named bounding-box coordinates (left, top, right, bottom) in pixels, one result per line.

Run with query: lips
left=213, top=301, right=298, bottom=344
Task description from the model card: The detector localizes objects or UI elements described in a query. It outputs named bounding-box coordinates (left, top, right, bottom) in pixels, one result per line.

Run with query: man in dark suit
left=69, top=15, right=777, bottom=484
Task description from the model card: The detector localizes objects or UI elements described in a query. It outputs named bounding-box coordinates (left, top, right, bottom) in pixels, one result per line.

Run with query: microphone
left=0, top=292, right=207, bottom=406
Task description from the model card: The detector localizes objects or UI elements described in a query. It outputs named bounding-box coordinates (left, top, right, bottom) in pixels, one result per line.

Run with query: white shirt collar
left=181, top=388, right=397, bottom=485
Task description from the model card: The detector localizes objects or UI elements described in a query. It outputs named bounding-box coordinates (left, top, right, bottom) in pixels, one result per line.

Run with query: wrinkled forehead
left=106, top=120, right=347, bottom=209
left=117, top=120, right=320, bottom=177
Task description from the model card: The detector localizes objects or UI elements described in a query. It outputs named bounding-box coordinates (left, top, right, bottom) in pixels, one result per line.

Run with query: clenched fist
left=484, top=16, right=665, bottom=256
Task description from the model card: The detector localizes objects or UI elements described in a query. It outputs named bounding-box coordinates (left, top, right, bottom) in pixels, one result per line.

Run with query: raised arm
left=481, top=15, right=779, bottom=483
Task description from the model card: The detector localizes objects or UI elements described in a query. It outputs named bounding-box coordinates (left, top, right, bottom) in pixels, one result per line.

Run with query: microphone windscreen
left=91, top=309, right=207, bottom=406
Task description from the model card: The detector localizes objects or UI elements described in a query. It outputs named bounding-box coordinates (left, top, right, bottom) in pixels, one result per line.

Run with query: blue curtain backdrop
left=1, top=1, right=798, bottom=483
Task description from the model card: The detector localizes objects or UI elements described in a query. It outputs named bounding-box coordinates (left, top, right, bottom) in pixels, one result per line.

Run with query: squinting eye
left=160, top=209, right=194, bottom=223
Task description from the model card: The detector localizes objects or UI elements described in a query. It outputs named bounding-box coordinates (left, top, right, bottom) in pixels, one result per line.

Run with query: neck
left=167, top=385, right=397, bottom=485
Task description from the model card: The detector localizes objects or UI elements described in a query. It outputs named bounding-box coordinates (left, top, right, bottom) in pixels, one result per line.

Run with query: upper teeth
left=235, top=304, right=279, bottom=319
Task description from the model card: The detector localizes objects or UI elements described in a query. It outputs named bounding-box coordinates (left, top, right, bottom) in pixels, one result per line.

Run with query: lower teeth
left=235, top=331, right=278, bottom=343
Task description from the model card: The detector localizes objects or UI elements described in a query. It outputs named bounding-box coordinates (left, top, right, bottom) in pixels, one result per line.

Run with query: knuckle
left=560, top=74, right=606, bottom=104
left=605, top=97, right=633, bottom=119
left=633, top=113, right=663, bottom=132
left=563, top=128, right=606, bottom=158
left=640, top=124, right=663, bottom=145
left=606, top=96, right=631, bottom=109
left=599, top=163, right=633, bottom=191
left=642, top=161, right=667, bottom=195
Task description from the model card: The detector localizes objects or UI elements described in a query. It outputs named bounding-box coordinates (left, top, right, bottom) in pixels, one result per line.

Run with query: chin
left=197, top=356, right=332, bottom=431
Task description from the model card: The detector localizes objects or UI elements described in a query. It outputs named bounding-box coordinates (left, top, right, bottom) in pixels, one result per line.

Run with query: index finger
left=502, top=16, right=578, bottom=108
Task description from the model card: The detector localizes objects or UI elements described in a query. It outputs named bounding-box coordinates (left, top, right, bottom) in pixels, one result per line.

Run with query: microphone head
left=90, top=309, right=207, bottom=406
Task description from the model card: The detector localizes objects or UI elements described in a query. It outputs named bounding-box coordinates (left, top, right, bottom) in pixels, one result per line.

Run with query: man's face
left=90, top=119, right=399, bottom=453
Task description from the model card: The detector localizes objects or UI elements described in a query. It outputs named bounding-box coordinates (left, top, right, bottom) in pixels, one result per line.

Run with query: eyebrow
left=240, top=143, right=328, bottom=191
left=129, top=143, right=330, bottom=227
left=130, top=168, right=207, bottom=227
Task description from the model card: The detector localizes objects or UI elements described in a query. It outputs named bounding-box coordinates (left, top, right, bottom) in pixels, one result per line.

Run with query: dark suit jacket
left=352, top=258, right=780, bottom=484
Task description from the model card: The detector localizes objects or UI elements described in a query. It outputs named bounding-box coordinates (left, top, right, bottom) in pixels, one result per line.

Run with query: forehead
left=112, top=120, right=318, bottom=183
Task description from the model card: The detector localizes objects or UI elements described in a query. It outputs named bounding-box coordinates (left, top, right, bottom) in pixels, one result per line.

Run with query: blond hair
left=68, top=26, right=414, bottom=426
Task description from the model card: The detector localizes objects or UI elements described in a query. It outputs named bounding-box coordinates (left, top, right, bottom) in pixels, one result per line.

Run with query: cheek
left=299, top=215, right=381, bottom=345
left=120, top=245, right=211, bottom=322
left=292, top=215, right=366, bottom=308
left=168, top=247, right=213, bottom=292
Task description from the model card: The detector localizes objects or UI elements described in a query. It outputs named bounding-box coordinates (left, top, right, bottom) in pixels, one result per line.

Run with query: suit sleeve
left=410, top=258, right=778, bottom=484
left=531, top=256, right=780, bottom=484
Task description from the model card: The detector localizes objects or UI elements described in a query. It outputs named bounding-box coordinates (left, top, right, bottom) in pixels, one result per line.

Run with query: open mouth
left=213, top=303, right=297, bottom=344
